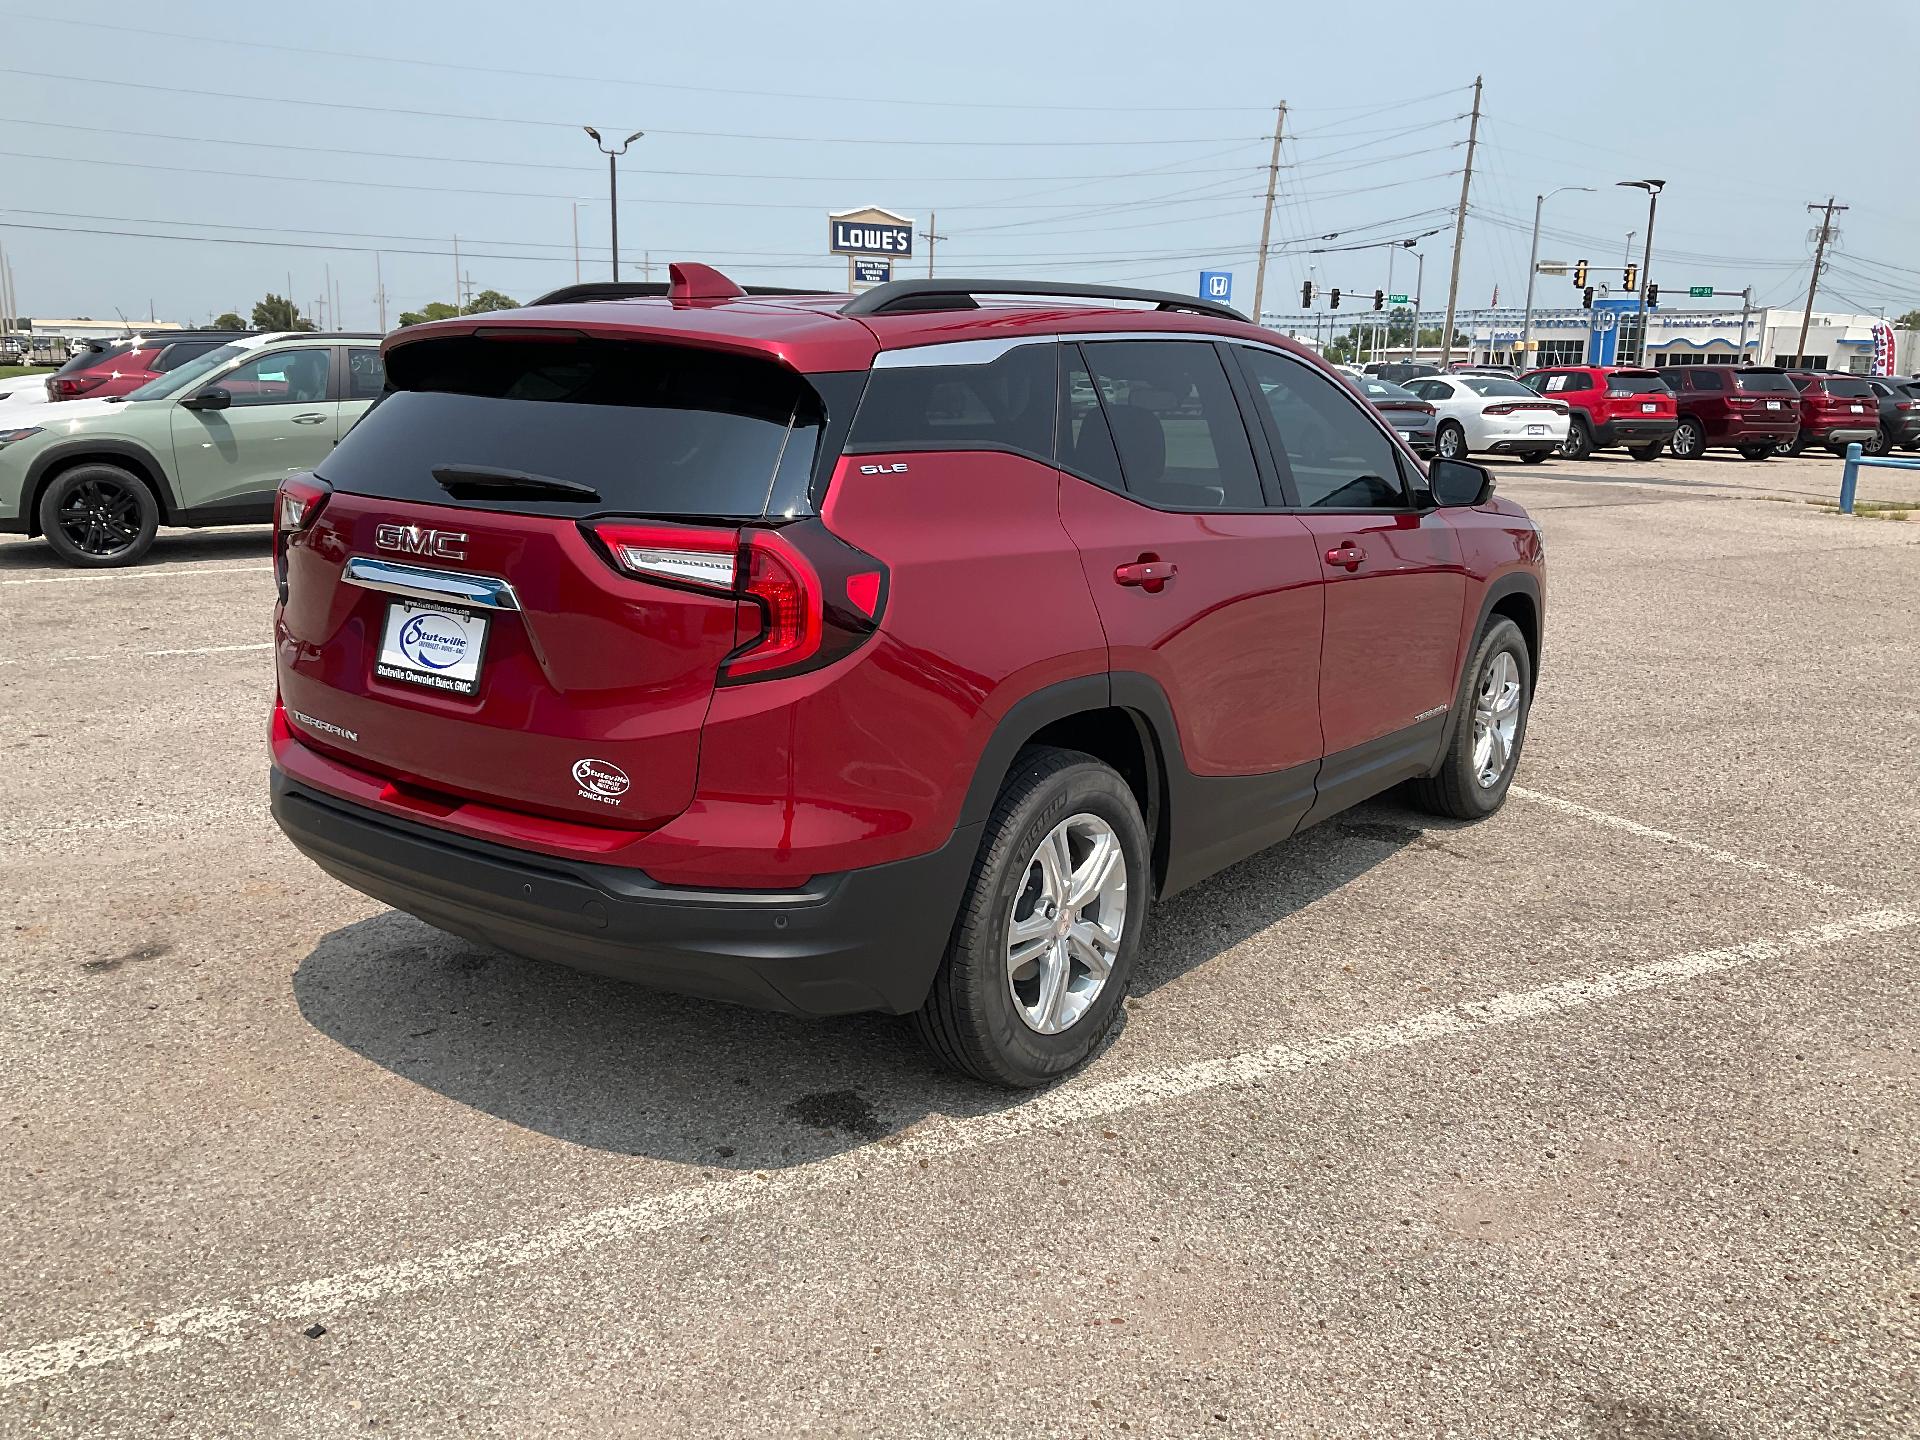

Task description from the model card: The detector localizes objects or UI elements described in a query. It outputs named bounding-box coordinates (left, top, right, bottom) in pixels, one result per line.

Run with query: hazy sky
left=2, top=0, right=1916, bottom=329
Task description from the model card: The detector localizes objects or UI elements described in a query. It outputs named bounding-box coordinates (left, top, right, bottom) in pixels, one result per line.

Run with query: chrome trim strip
left=341, top=557, right=521, bottom=612
left=871, top=336, right=1058, bottom=369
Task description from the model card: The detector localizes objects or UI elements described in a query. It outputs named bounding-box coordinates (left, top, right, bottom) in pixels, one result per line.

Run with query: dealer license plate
left=1767, top=400, right=1783, bottom=410
left=1641, top=402, right=1658, bottom=413
left=1526, top=424, right=1547, bottom=435
left=375, top=600, right=490, bottom=697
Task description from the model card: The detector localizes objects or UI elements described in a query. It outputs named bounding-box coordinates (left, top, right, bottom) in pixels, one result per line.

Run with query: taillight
left=1483, top=403, right=1516, bottom=415
left=1897, top=401, right=1914, bottom=412
left=273, top=475, right=331, bottom=604
left=55, top=373, right=107, bottom=399
left=1417, top=402, right=1435, bottom=416
left=1727, top=396, right=1756, bottom=408
left=587, top=519, right=887, bottom=684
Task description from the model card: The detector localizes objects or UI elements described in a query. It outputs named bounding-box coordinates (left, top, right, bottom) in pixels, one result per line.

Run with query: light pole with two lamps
left=584, top=127, right=645, bottom=281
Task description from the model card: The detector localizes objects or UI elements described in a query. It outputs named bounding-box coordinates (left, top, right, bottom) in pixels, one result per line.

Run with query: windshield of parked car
left=1458, top=376, right=1535, bottom=398
left=124, top=342, right=252, bottom=401
left=1359, top=378, right=1419, bottom=402
left=1729, top=369, right=1796, bottom=393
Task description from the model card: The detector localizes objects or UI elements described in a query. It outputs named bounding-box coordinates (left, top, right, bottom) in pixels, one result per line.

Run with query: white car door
left=1413, top=378, right=1478, bottom=453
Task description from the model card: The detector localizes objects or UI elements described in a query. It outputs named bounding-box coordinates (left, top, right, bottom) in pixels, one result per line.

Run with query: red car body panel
left=1520, top=365, right=1677, bottom=452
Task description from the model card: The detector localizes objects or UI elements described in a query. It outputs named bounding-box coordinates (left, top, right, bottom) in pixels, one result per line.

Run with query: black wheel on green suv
left=37, top=464, right=159, bottom=567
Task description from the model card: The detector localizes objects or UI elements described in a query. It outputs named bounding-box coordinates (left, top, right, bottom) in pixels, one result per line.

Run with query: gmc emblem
left=374, top=524, right=467, bottom=561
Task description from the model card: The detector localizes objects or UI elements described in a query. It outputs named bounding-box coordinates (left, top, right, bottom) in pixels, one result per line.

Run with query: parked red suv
left=1660, top=365, right=1800, bottom=460
left=1782, top=371, right=1881, bottom=456
left=44, top=330, right=244, bottom=402
left=269, top=267, right=1545, bottom=1086
left=1518, top=365, right=1676, bottom=460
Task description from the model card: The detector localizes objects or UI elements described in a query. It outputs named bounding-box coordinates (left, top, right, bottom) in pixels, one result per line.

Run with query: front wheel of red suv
left=1409, top=618, right=1531, bottom=822
left=912, top=747, right=1149, bottom=1088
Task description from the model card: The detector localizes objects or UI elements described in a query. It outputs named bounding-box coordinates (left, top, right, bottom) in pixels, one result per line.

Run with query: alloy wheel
left=55, top=477, right=144, bottom=559
left=1005, top=813, right=1128, bottom=1035
left=1471, top=650, right=1523, bottom=789
left=1673, top=421, right=1701, bottom=458
left=1437, top=425, right=1463, bottom=460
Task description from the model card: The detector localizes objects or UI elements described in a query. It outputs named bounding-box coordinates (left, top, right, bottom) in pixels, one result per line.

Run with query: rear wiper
left=431, top=464, right=600, bottom=502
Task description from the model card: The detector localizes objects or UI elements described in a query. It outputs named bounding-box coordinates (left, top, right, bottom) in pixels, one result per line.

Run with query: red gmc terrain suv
left=270, top=267, right=1545, bottom=1087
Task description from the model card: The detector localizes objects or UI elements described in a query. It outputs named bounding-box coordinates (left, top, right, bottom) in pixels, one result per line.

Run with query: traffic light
left=1330, top=287, right=1341, bottom=309
left=1373, top=289, right=1384, bottom=311
left=1646, top=284, right=1659, bottom=308
left=1301, top=281, right=1314, bottom=307
left=1582, top=287, right=1595, bottom=309
left=1623, top=263, right=1638, bottom=291
left=1573, top=259, right=1588, bottom=288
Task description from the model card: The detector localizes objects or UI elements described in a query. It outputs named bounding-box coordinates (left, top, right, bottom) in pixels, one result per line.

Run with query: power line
left=13, top=15, right=1267, bottom=114
left=0, top=69, right=1256, bottom=146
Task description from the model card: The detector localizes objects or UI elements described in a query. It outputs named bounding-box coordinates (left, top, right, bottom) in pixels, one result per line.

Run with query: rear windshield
left=1729, top=369, right=1796, bottom=394
left=53, top=341, right=123, bottom=377
left=1459, top=376, right=1536, bottom=398
left=1359, top=378, right=1418, bottom=402
left=1819, top=376, right=1874, bottom=398
left=1605, top=372, right=1670, bottom=394
left=320, top=337, right=823, bottom=520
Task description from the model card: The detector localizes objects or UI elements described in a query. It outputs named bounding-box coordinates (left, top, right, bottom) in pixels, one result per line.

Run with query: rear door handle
left=1114, top=557, right=1176, bottom=592
left=292, top=412, right=327, bottom=425
left=1325, top=543, right=1366, bottom=572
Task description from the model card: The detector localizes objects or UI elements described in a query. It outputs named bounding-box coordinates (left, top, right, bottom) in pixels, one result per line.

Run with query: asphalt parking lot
left=2, top=449, right=1915, bottom=1437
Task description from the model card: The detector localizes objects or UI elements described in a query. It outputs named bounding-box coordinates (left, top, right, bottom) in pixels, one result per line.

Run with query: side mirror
left=183, top=387, right=231, bottom=411
left=1427, top=457, right=1494, bottom=508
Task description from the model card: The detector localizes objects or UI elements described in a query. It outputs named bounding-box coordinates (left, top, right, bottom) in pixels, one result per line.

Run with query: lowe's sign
left=830, top=217, right=914, bottom=257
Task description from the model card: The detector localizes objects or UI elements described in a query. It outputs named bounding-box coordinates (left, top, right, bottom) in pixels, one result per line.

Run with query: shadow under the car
left=292, top=796, right=1447, bottom=1170
left=0, top=526, right=272, bottom=573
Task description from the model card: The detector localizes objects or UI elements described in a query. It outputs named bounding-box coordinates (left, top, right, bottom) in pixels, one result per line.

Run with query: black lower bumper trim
left=271, top=771, right=980, bottom=1017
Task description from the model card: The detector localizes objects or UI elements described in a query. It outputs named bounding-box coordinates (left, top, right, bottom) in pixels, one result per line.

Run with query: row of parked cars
left=1344, top=359, right=1920, bottom=464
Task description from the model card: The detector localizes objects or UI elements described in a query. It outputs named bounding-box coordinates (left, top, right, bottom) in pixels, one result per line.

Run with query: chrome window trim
left=870, top=336, right=1059, bottom=369
left=342, top=557, right=521, bottom=612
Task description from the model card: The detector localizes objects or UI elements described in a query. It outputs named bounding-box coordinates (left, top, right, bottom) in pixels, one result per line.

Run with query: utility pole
left=375, top=252, right=387, bottom=332
left=1795, top=197, right=1846, bottom=369
left=452, top=235, right=461, bottom=311
left=920, top=210, right=947, bottom=278
left=324, top=263, right=333, bottom=331
left=643, top=251, right=653, bottom=283
left=572, top=203, right=581, bottom=283
left=1251, top=101, right=1287, bottom=324
left=1411, top=249, right=1426, bottom=363
left=1736, top=285, right=1752, bottom=361
left=1438, top=75, right=1482, bottom=367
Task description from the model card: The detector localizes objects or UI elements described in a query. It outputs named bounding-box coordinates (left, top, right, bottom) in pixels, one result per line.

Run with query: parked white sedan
left=1405, top=374, right=1569, bottom=464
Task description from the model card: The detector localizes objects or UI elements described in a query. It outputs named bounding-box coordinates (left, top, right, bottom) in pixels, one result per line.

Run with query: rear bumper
left=1714, top=417, right=1797, bottom=441
left=1591, top=417, right=1677, bottom=447
left=271, top=769, right=979, bottom=1017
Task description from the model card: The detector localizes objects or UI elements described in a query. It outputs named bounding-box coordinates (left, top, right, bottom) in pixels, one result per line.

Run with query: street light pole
left=1522, top=185, right=1594, bottom=364
left=1411, top=250, right=1426, bottom=363
left=585, top=127, right=645, bottom=282
left=1617, top=179, right=1665, bottom=366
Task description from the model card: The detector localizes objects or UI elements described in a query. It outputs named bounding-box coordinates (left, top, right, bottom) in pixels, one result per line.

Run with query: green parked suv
left=0, top=331, right=384, bottom=566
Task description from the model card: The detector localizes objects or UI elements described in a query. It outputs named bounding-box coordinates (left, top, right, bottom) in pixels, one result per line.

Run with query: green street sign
left=1387, top=293, right=1409, bottom=304
left=1688, top=286, right=1713, bottom=298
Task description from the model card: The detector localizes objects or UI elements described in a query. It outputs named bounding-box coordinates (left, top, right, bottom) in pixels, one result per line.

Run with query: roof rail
left=840, top=278, right=1246, bottom=324
left=528, top=280, right=831, bottom=306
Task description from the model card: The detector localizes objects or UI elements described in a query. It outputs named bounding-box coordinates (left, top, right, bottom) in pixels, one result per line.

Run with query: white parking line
left=0, top=564, right=271, bottom=587
left=1509, top=785, right=1852, bottom=896
left=0, top=642, right=271, bottom=667
left=3, top=906, right=1910, bottom=1390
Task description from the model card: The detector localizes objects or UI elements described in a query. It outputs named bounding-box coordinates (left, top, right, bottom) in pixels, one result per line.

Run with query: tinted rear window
left=1459, top=376, right=1536, bottom=398
left=1606, top=372, right=1670, bottom=394
left=53, top=341, right=123, bottom=377
left=1820, top=376, right=1873, bottom=398
left=845, top=343, right=1055, bottom=461
left=319, top=337, right=823, bottom=520
left=1729, top=369, right=1795, bottom=394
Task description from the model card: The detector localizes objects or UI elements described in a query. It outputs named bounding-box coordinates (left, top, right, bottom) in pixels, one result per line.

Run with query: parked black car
left=1862, top=376, right=1920, bottom=454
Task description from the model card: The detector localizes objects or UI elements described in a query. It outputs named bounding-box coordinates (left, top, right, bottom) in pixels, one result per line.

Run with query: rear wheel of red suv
left=1560, top=418, right=1593, bottom=461
left=1670, top=418, right=1705, bottom=460
left=913, top=747, right=1149, bottom=1088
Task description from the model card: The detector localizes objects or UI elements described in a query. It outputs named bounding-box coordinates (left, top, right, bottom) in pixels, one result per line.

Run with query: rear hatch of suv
left=1594, top=369, right=1674, bottom=424
left=1803, top=373, right=1876, bottom=427
left=274, top=327, right=864, bottom=832
left=1725, top=367, right=1798, bottom=428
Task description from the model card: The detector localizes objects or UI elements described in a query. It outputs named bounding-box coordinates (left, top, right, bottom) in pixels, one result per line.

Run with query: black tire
left=1628, top=442, right=1664, bottom=461
left=911, top=747, right=1149, bottom=1088
left=1737, top=444, right=1775, bottom=461
left=1560, top=418, right=1593, bottom=460
left=36, top=463, right=160, bottom=568
left=1434, top=422, right=1468, bottom=461
left=1669, top=418, right=1705, bottom=460
left=1862, top=427, right=1890, bottom=457
left=1519, top=449, right=1549, bottom=465
left=1408, top=617, right=1531, bottom=822
left=1784, top=432, right=1808, bottom=457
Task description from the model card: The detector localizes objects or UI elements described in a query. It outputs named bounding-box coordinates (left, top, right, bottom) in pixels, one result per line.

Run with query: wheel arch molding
left=22, top=439, right=181, bottom=535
